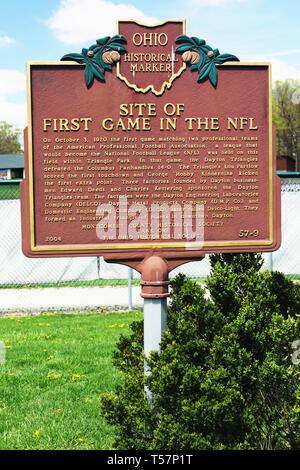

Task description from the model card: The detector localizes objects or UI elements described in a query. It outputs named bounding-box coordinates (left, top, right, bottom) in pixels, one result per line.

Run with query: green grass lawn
left=0, top=309, right=142, bottom=450
left=0, top=278, right=142, bottom=289
left=0, top=278, right=207, bottom=289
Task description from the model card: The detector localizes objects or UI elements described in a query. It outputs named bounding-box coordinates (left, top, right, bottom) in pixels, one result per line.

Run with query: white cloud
left=269, top=59, right=300, bottom=82
left=0, top=101, right=27, bottom=130
left=190, top=0, right=247, bottom=6
left=241, top=55, right=300, bottom=83
left=0, top=70, right=27, bottom=130
left=0, top=70, right=26, bottom=97
left=0, top=35, right=15, bottom=47
left=267, top=49, right=300, bottom=58
left=46, top=0, right=158, bottom=45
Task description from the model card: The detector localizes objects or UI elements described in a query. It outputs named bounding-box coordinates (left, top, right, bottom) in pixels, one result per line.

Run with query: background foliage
left=100, top=253, right=300, bottom=450
left=0, top=122, right=23, bottom=154
left=272, top=79, right=300, bottom=169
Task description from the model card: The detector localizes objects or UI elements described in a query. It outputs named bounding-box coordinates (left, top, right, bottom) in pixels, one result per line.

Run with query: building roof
left=0, top=154, right=24, bottom=169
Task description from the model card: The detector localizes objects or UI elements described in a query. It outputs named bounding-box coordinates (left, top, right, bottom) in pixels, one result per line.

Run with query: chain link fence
left=0, top=177, right=299, bottom=295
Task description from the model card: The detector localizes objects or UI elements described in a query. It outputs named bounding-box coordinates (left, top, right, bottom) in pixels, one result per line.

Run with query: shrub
left=99, top=254, right=300, bottom=450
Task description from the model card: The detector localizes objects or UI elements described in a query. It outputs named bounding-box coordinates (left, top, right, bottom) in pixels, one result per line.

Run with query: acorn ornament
left=191, top=52, right=200, bottom=64
left=102, top=50, right=120, bottom=64
left=182, top=50, right=200, bottom=64
left=182, top=51, right=192, bottom=62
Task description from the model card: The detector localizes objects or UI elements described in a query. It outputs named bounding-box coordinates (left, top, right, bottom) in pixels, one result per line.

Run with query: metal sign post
left=139, top=256, right=170, bottom=405
left=143, top=297, right=167, bottom=405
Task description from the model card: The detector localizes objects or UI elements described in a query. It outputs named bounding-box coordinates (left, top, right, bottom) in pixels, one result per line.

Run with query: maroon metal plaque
left=21, top=20, right=281, bottom=262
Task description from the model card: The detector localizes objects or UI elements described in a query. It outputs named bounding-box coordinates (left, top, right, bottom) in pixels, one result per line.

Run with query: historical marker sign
left=21, top=20, right=281, bottom=260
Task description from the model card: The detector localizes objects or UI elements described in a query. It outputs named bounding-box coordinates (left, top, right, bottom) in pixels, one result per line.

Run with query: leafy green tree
left=100, top=254, right=300, bottom=450
left=272, top=79, right=300, bottom=169
left=0, top=121, right=23, bottom=154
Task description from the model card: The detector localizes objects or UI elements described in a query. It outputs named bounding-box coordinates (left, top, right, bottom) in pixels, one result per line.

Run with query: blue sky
left=1, top=0, right=300, bottom=138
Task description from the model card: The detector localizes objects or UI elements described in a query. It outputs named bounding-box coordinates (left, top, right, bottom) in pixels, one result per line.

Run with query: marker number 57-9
left=239, top=229, right=259, bottom=238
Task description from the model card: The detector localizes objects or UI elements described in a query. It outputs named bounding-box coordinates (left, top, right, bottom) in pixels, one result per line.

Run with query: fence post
left=128, top=267, right=133, bottom=310
left=97, top=256, right=101, bottom=278
left=269, top=252, right=273, bottom=271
